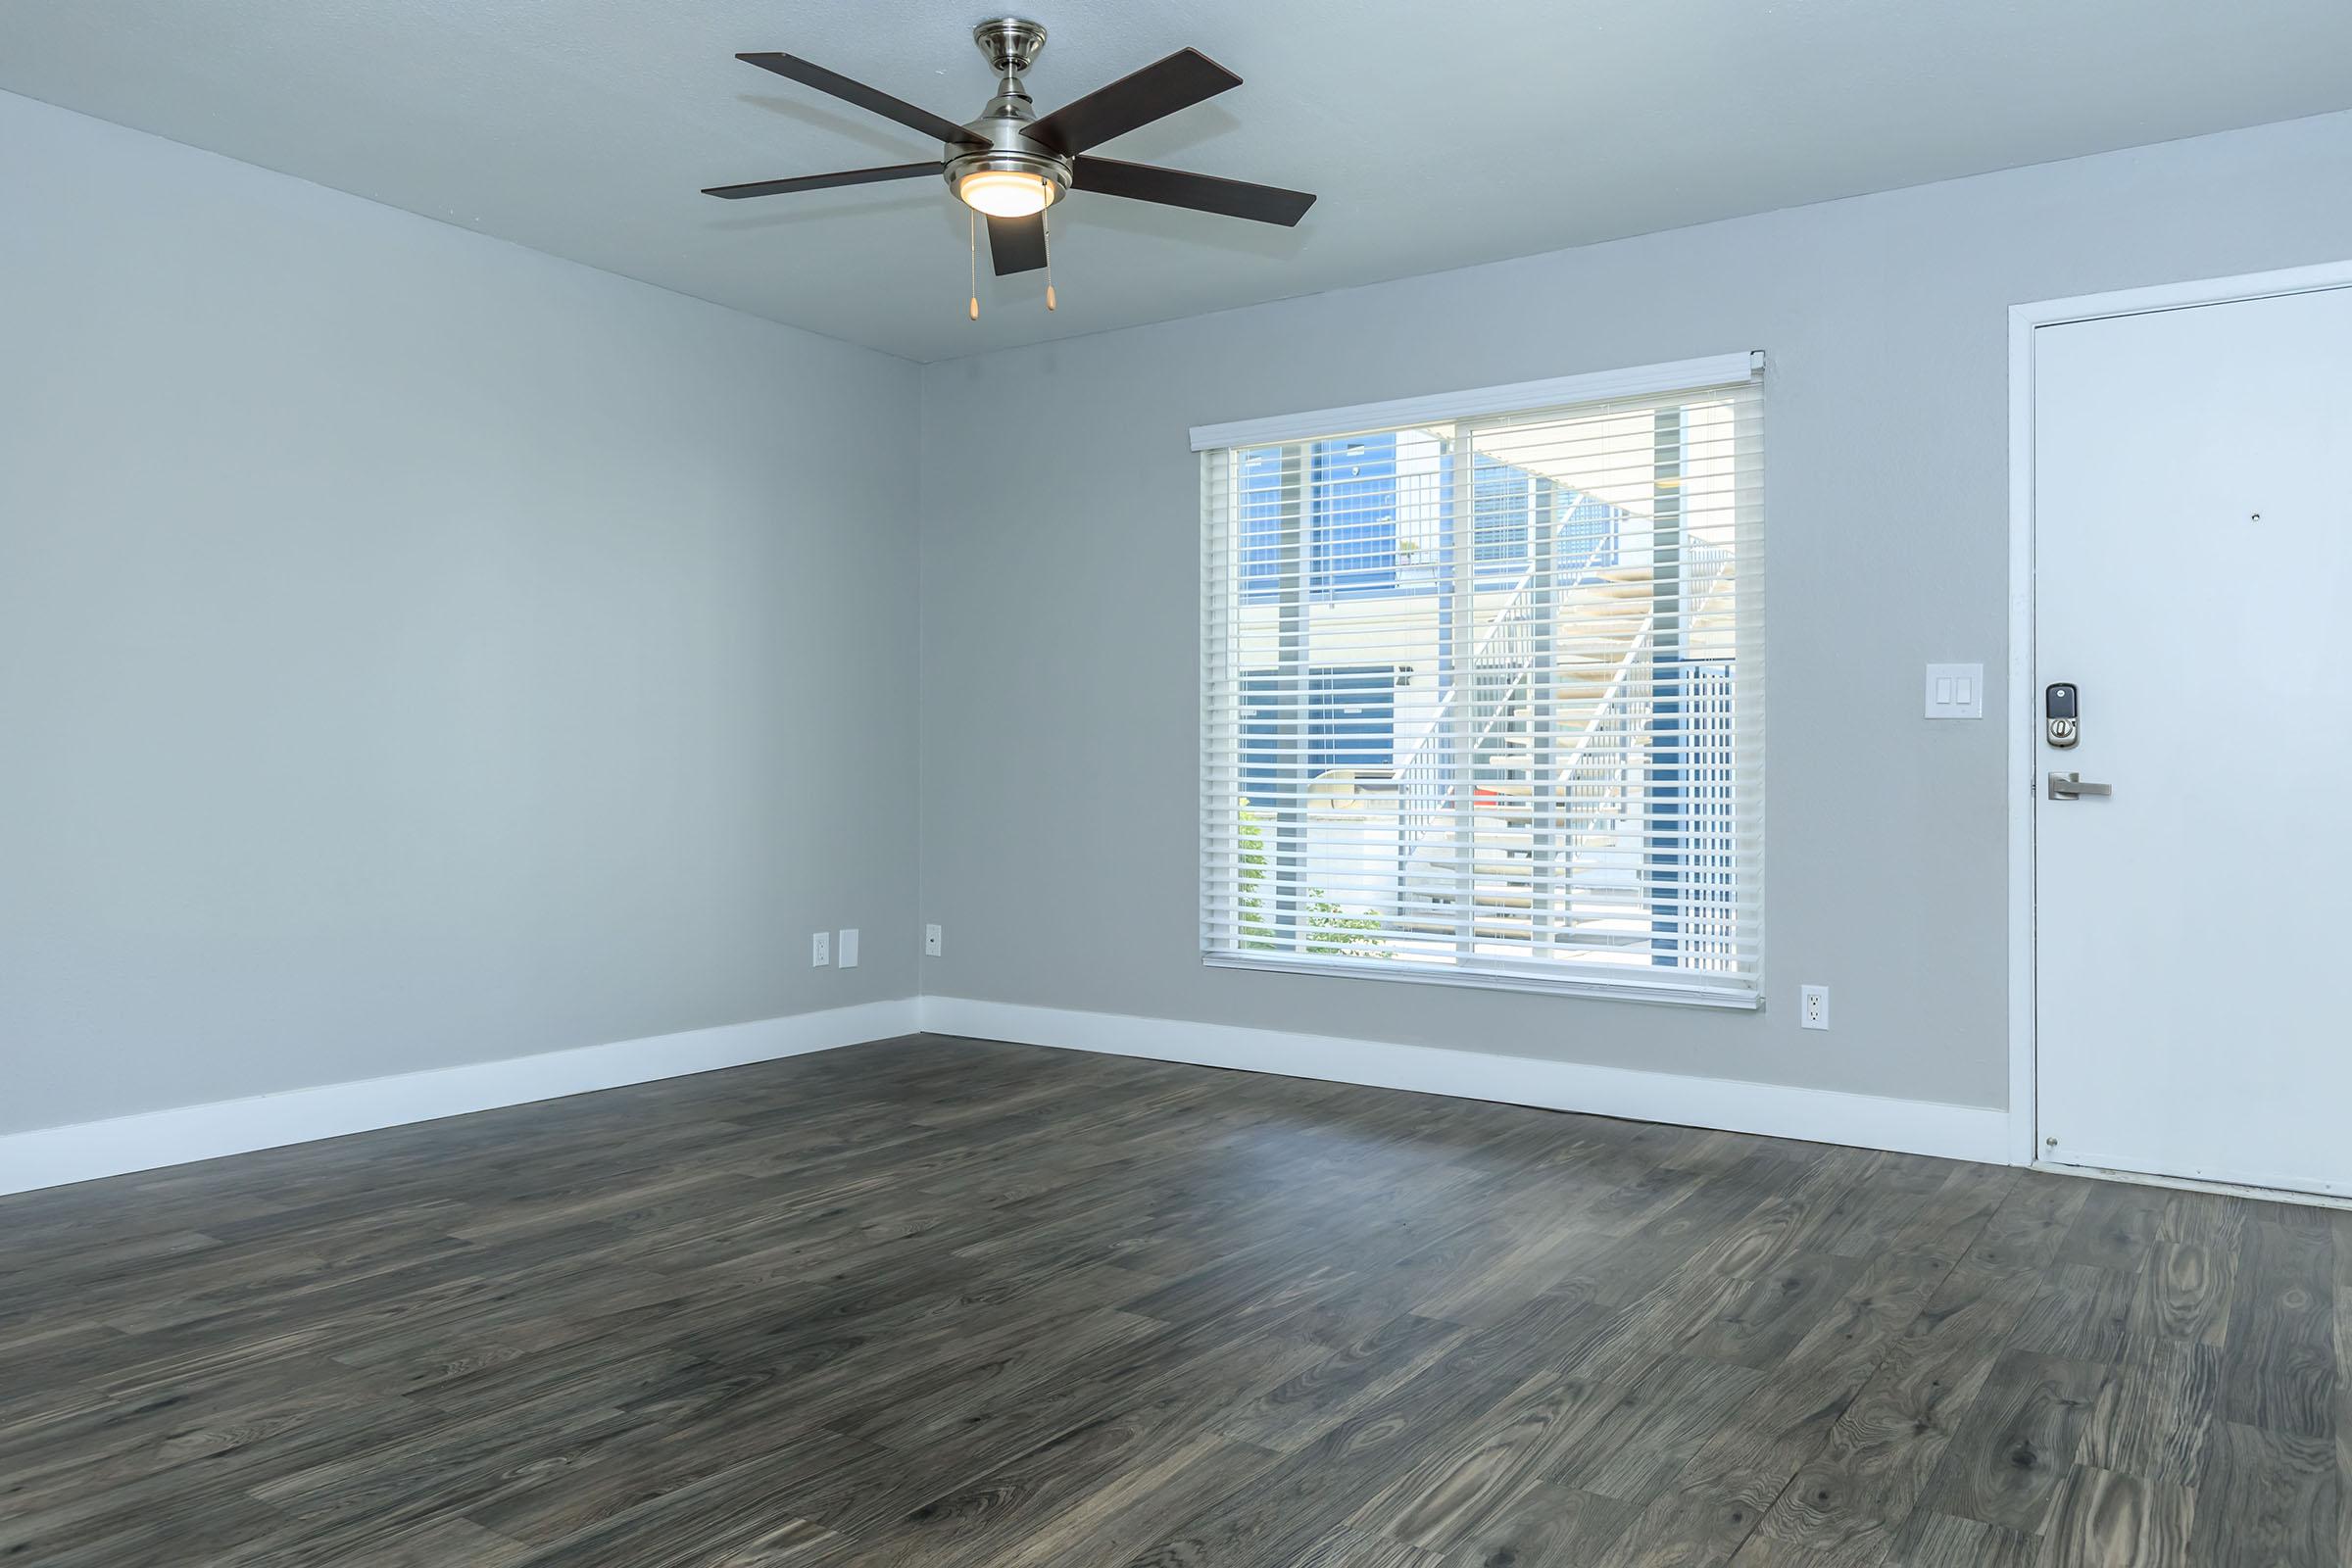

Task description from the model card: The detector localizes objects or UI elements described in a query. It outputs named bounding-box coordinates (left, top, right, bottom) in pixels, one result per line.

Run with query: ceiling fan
left=702, top=18, right=1315, bottom=311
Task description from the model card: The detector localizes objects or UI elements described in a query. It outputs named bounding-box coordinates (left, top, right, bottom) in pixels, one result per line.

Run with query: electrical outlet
left=1800, top=984, right=1830, bottom=1030
left=810, top=931, right=830, bottom=967
left=924, top=923, right=943, bottom=957
left=838, top=928, right=859, bottom=968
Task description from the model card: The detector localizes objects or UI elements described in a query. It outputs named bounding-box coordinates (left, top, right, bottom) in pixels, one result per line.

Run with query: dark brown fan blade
left=736, top=53, right=983, bottom=146
left=703, top=163, right=943, bottom=200
left=1072, top=157, right=1315, bottom=226
left=986, top=214, right=1049, bottom=275
left=1021, top=48, right=1241, bottom=156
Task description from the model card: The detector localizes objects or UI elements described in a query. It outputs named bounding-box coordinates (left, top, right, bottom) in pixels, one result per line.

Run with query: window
left=1198, top=355, right=1764, bottom=1006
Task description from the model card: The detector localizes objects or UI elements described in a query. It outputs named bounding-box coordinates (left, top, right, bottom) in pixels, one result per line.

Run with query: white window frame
left=1195, top=352, right=1766, bottom=1009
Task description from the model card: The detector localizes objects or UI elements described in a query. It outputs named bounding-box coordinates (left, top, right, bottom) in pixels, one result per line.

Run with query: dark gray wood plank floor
left=2, top=1034, right=2343, bottom=1566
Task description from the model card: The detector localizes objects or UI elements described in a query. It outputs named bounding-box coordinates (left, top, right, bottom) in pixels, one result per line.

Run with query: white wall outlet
left=838, top=928, right=859, bottom=968
left=1924, top=662, right=1984, bottom=719
left=1800, top=984, right=1830, bottom=1030
left=924, top=923, right=943, bottom=957
left=810, top=931, right=830, bottom=967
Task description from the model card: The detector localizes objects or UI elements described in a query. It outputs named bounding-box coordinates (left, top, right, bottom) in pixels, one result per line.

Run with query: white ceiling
left=5, top=1, right=2350, bottom=362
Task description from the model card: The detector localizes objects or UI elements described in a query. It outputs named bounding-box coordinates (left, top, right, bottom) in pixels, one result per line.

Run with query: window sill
left=1202, top=952, right=1763, bottom=1010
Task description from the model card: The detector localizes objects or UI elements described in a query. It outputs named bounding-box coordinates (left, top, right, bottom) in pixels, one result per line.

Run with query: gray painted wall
left=1, top=91, right=920, bottom=1134
left=918, top=110, right=2352, bottom=1111
left=13, top=83, right=2350, bottom=1138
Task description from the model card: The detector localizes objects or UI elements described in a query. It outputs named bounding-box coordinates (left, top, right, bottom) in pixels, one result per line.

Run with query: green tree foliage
left=1235, top=800, right=1392, bottom=957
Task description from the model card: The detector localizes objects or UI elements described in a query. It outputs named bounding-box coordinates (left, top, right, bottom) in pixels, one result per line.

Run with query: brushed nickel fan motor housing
left=943, top=18, right=1071, bottom=205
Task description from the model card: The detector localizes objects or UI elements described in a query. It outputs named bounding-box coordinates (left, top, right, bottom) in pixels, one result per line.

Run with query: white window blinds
left=1199, top=357, right=1765, bottom=1006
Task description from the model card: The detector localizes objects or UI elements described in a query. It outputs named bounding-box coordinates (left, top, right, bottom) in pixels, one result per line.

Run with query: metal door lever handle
left=2046, top=771, right=2113, bottom=800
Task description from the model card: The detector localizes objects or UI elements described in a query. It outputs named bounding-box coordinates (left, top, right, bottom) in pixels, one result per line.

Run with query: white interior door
left=2034, top=283, right=2352, bottom=1198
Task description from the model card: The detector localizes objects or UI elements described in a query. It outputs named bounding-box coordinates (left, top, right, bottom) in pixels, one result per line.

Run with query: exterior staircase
left=1394, top=548, right=1738, bottom=956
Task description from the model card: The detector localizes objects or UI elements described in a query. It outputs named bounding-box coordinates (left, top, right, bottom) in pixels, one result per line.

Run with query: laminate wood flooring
left=3, top=1034, right=2342, bottom=1566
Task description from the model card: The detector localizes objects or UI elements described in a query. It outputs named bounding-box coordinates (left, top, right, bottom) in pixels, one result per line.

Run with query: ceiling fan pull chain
left=1045, top=210, right=1057, bottom=312
left=967, top=209, right=980, bottom=321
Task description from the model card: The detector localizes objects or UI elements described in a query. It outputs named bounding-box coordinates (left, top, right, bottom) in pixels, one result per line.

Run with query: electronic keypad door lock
left=2044, top=683, right=2079, bottom=749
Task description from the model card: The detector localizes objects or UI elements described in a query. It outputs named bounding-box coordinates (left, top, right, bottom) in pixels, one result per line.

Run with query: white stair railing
left=1393, top=529, right=1625, bottom=870
left=1398, top=542, right=1738, bottom=954
left=1531, top=543, right=1737, bottom=947
left=1393, top=564, right=1540, bottom=863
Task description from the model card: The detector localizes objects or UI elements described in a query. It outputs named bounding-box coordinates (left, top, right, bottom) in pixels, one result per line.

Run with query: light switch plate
left=838, top=928, right=859, bottom=968
left=1924, top=662, right=1984, bottom=719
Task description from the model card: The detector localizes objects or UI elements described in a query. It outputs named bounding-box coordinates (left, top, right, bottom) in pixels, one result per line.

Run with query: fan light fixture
left=956, top=168, right=1059, bottom=219
left=700, top=18, right=1316, bottom=319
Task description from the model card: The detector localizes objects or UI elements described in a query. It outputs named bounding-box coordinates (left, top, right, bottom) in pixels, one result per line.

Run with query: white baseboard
left=919, top=997, right=2011, bottom=1165
left=0, top=999, right=920, bottom=1197
left=1, top=994, right=2011, bottom=1198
